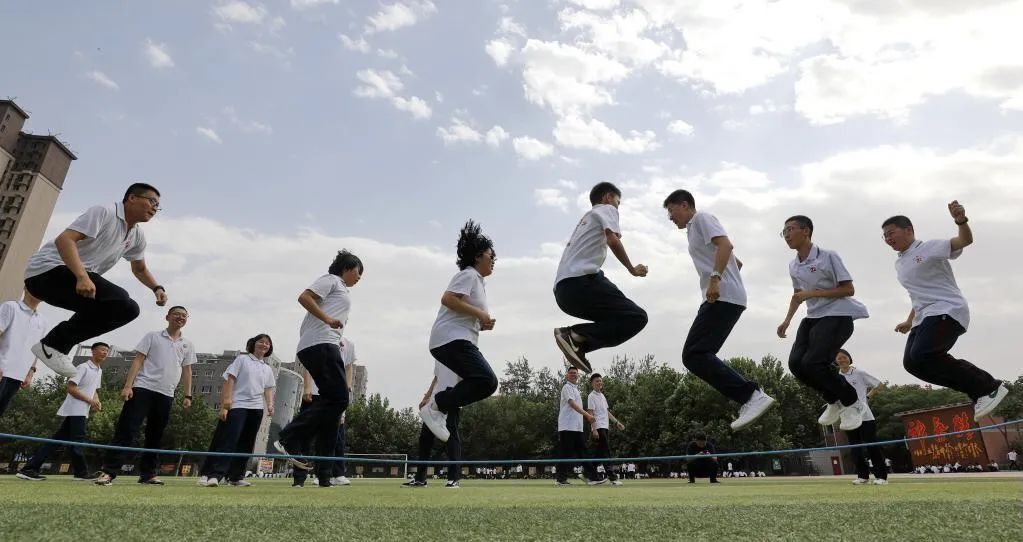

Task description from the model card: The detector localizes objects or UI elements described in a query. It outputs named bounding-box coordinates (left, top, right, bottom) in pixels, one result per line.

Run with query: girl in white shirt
left=836, top=349, right=888, bottom=485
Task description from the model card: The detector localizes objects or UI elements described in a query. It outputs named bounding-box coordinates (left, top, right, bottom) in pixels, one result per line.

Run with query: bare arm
left=948, top=200, right=973, bottom=252
left=440, top=291, right=490, bottom=322
left=797, top=280, right=855, bottom=301
left=778, top=290, right=802, bottom=337
left=569, top=399, right=594, bottom=421
left=606, top=230, right=646, bottom=276
left=710, top=236, right=734, bottom=274
left=345, top=363, right=354, bottom=393
left=419, top=376, right=438, bottom=409
left=896, top=309, right=916, bottom=334
left=303, top=368, right=313, bottom=399
left=130, top=259, right=167, bottom=306
left=66, top=381, right=94, bottom=403
left=219, top=375, right=236, bottom=409
left=867, top=383, right=886, bottom=399
left=299, top=289, right=342, bottom=328
left=122, top=353, right=146, bottom=396
left=264, top=387, right=274, bottom=415
left=181, top=366, right=192, bottom=408
left=54, top=229, right=90, bottom=279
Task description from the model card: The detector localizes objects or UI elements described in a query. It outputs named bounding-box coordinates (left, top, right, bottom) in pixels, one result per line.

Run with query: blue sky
left=3, top=0, right=1023, bottom=408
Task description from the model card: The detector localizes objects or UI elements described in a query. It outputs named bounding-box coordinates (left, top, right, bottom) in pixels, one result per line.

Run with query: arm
left=606, top=230, right=647, bottom=277
left=777, top=290, right=802, bottom=338
left=264, top=387, right=275, bottom=416
left=896, top=309, right=915, bottom=334
left=121, top=352, right=146, bottom=400
left=298, top=290, right=342, bottom=329
left=866, top=383, right=886, bottom=399
left=794, top=281, right=855, bottom=303
left=608, top=410, right=625, bottom=430
left=20, top=362, right=37, bottom=389
left=705, top=236, right=734, bottom=302
left=54, top=229, right=96, bottom=298
left=218, top=375, right=236, bottom=421
left=346, top=363, right=354, bottom=393
left=440, top=291, right=493, bottom=327
left=419, top=376, right=438, bottom=409
left=569, top=399, right=595, bottom=422
left=302, top=368, right=314, bottom=403
left=948, top=200, right=973, bottom=252
left=736, top=258, right=743, bottom=271
left=181, top=366, right=192, bottom=409
left=67, top=381, right=97, bottom=404
left=130, top=259, right=167, bottom=306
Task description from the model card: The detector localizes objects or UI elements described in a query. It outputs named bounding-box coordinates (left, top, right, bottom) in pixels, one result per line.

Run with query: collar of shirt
left=898, top=239, right=923, bottom=257
left=115, top=201, right=140, bottom=235
left=86, top=361, right=101, bottom=371
left=160, top=328, right=185, bottom=343
left=798, top=244, right=821, bottom=265
left=16, top=300, right=36, bottom=314
left=246, top=353, right=266, bottom=363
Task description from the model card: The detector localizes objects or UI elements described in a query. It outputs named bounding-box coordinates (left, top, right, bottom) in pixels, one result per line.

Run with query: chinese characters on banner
left=901, top=405, right=988, bottom=467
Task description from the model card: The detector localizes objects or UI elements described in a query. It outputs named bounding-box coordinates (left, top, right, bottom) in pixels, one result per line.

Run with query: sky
left=2, top=0, right=1022, bottom=410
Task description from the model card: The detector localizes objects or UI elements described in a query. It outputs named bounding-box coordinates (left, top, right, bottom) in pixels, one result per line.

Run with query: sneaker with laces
left=229, top=480, right=252, bottom=487
left=273, top=440, right=312, bottom=471
left=852, top=478, right=870, bottom=485
left=610, top=480, right=623, bottom=486
left=419, top=401, right=450, bottom=442
left=16, top=469, right=45, bottom=482
left=872, top=479, right=889, bottom=486
left=554, top=328, right=591, bottom=373
left=974, top=385, right=1009, bottom=422
left=839, top=401, right=866, bottom=431
left=401, top=479, right=427, bottom=488
left=444, top=480, right=460, bottom=489
left=333, top=476, right=352, bottom=486
left=818, top=402, right=843, bottom=426
left=196, top=476, right=208, bottom=486
left=205, top=477, right=220, bottom=487
left=730, top=389, right=777, bottom=431
left=31, top=342, right=77, bottom=378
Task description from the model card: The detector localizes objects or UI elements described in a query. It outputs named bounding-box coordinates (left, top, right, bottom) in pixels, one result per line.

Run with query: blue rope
left=1, top=419, right=1019, bottom=466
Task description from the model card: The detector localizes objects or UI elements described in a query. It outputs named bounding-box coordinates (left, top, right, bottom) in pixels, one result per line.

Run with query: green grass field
left=0, top=475, right=1019, bottom=541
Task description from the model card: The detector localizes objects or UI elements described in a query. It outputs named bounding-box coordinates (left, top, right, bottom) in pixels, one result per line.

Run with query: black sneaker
left=16, top=469, right=45, bottom=482
left=402, top=480, right=427, bottom=488
left=138, top=477, right=165, bottom=485
left=554, top=328, right=591, bottom=373
left=554, top=480, right=572, bottom=486
left=72, top=472, right=99, bottom=482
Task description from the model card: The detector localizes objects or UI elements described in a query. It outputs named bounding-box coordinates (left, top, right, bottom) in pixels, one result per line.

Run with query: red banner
left=901, top=405, right=988, bottom=466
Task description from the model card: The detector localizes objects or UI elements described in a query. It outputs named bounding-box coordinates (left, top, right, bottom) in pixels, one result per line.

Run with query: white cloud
left=535, top=188, right=570, bottom=211
left=339, top=34, right=371, bottom=53
left=485, top=126, right=509, bottom=148
left=365, top=1, right=437, bottom=34
left=222, top=106, right=273, bottom=135
left=565, top=0, right=620, bottom=10
left=666, top=119, right=694, bottom=137
left=86, top=70, right=119, bottom=91
left=377, top=48, right=399, bottom=59
left=558, top=7, right=667, bottom=66
left=290, top=0, right=338, bottom=9
left=553, top=115, right=658, bottom=154
left=143, top=39, right=175, bottom=68
left=354, top=69, right=404, bottom=98
left=485, top=38, right=515, bottom=67
left=213, top=1, right=267, bottom=24
left=436, top=118, right=483, bottom=145
left=391, top=96, right=433, bottom=119
left=512, top=136, right=555, bottom=160
left=519, top=39, right=630, bottom=115
left=196, top=126, right=223, bottom=144
left=498, top=16, right=527, bottom=37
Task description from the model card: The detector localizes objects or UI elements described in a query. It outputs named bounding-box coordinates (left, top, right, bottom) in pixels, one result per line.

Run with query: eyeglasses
left=134, top=194, right=162, bottom=212
left=779, top=226, right=801, bottom=238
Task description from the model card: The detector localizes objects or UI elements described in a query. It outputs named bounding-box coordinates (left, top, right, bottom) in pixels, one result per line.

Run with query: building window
left=201, top=385, right=212, bottom=393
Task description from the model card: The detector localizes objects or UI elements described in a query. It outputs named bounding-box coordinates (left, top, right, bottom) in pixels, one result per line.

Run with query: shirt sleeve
left=264, top=366, right=276, bottom=389
left=592, top=205, right=621, bottom=235
left=789, top=261, right=801, bottom=291
left=561, top=385, right=571, bottom=405
left=66, top=205, right=110, bottom=239
left=123, top=231, right=147, bottom=262
left=920, top=239, right=961, bottom=261
left=0, top=302, right=13, bottom=333
left=134, top=332, right=154, bottom=358
left=827, top=250, right=854, bottom=283
left=223, top=356, right=243, bottom=380
left=445, top=269, right=476, bottom=296
left=307, top=274, right=338, bottom=300
left=69, top=363, right=88, bottom=386
left=697, top=213, right=728, bottom=245
left=861, top=371, right=882, bottom=389
left=343, top=339, right=356, bottom=366
left=181, top=341, right=198, bottom=367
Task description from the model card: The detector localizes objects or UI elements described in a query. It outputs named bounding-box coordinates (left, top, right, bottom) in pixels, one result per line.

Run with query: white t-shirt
left=1009, top=451, right=1018, bottom=461
left=0, top=300, right=47, bottom=381
left=224, top=354, right=275, bottom=410
left=297, top=274, right=351, bottom=352
left=685, top=211, right=747, bottom=307
left=558, top=381, right=583, bottom=432
left=132, top=329, right=198, bottom=397
left=789, top=246, right=869, bottom=320
left=25, top=202, right=146, bottom=279
left=57, top=361, right=103, bottom=418
left=429, top=268, right=488, bottom=349
left=840, top=367, right=882, bottom=421
left=431, top=360, right=461, bottom=400
left=587, top=390, right=610, bottom=430
left=555, top=204, right=621, bottom=286
left=895, top=239, right=970, bottom=330
left=308, top=337, right=358, bottom=396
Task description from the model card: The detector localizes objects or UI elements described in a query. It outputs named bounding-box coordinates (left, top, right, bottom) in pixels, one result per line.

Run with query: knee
left=484, top=372, right=498, bottom=396
left=787, top=356, right=803, bottom=377
left=628, top=307, right=649, bottom=330
left=903, top=346, right=931, bottom=375
left=114, top=298, right=141, bottom=324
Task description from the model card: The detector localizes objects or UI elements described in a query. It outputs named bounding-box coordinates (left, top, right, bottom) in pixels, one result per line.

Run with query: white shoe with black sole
left=838, top=401, right=866, bottom=431
left=974, top=385, right=1009, bottom=422
left=31, top=342, right=77, bottom=378
left=731, top=390, right=777, bottom=431
left=419, top=401, right=450, bottom=442
left=818, top=402, right=843, bottom=426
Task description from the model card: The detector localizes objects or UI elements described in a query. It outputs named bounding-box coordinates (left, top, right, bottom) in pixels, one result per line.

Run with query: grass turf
left=0, top=476, right=1019, bottom=541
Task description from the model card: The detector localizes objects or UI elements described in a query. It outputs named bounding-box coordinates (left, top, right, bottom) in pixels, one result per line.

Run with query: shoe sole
left=274, top=441, right=312, bottom=471
left=730, top=396, right=777, bottom=431
left=554, top=329, right=591, bottom=373
left=15, top=473, right=44, bottom=482
left=419, top=406, right=450, bottom=442
left=974, top=387, right=1009, bottom=422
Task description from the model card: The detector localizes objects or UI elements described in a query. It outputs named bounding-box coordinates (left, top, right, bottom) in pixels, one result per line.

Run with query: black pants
left=788, top=316, right=858, bottom=406
left=591, top=428, right=617, bottom=481
left=556, top=430, right=593, bottom=482
left=415, top=408, right=462, bottom=483
left=101, top=387, right=172, bottom=480
left=903, top=315, right=1000, bottom=401
left=279, top=343, right=349, bottom=486
left=682, top=301, right=757, bottom=404
left=687, top=458, right=718, bottom=481
left=0, top=377, right=23, bottom=418
left=25, top=416, right=90, bottom=477
left=293, top=404, right=348, bottom=485
left=203, top=408, right=263, bottom=482
left=846, top=420, right=887, bottom=480
left=554, top=272, right=648, bottom=353
left=431, top=340, right=498, bottom=413
left=24, top=266, right=141, bottom=355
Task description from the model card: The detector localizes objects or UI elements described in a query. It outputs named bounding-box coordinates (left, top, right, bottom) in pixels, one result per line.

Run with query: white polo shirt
left=297, top=274, right=351, bottom=352
left=789, top=246, right=869, bottom=320
left=132, top=329, right=198, bottom=397
left=25, top=202, right=146, bottom=279
left=0, top=300, right=47, bottom=381
left=308, top=337, right=358, bottom=396
left=431, top=360, right=461, bottom=400
left=685, top=211, right=747, bottom=307
left=223, top=353, right=275, bottom=409
left=57, top=361, right=103, bottom=418
left=559, top=381, right=583, bottom=432
left=895, top=239, right=970, bottom=330
left=587, top=390, right=610, bottom=430
left=555, top=204, right=621, bottom=286
left=840, top=366, right=882, bottom=421
left=429, top=268, right=488, bottom=349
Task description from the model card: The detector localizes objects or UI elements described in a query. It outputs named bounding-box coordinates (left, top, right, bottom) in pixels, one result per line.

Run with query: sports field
left=0, top=475, right=1018, bottom=541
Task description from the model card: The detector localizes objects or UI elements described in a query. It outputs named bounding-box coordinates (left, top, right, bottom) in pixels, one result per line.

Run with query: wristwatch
left=710, top=271, right=722, bottom=280
left=152, top=285, right=166, bottom=293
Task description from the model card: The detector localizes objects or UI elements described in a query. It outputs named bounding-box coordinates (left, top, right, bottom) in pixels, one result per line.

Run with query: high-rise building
left=0, top=99, right=76, bottom=301
left=279, top=360, right=369, bottom=401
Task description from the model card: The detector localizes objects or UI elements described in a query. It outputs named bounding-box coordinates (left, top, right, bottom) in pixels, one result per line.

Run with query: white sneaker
left=196, top=476, right=208, bottom=486
left=872, top=479, right=889, bottom=485
left=419, top=401, right=450, bottom=442
left=587, top=478, right=609, bottom=486
left=229, top=480, right=252, bottom=487
left=332, top=476, right=352, bottom=486
left=31, top=342, right=77, bottom=378
left=731, top=390, right=777, bottom=431
left=444, top=480, right=460, bottom=489
left=839, top=401, right=866, bottom=431
left=852, top=478, right=869, bottom=485
left=205, top=477, right=220, bottom=487
left=974, top=385, right=1009, bottom=422
left=818, top=402, right=842, bottom=426
left=611, top=480, right=623, bottom=486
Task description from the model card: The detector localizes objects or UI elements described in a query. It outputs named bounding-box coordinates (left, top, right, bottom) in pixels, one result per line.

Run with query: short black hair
left=882, top=215, right=913, bottom=230
left=455, top=220, right=495, bottom=270
left=328, top=249, right=364, bottom=276
left=785, top=215, right=814, bottom=236
left=836, top=348, right=852, bottom=364
left=91, top=342, right=110, bottom=351
left=663, top=189, right=695, bottom=208
left=167, top=305, right=187, bottom=314
left=589, top=373, right=603, bottom=383
left=123, top=182, right=160, bottom=203
left=566, top=366, right=579, bottom=373
left=589, top=182, right=621, bottom=205
left=246, top=334, right=274, bottom=358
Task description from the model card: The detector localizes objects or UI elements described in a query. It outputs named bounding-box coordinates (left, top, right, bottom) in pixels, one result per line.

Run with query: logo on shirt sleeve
left=915, top=256, right=924, bottom=264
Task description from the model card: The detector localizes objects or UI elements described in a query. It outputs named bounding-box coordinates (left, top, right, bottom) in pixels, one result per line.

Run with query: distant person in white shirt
left=24, top=183, right=168, bottom=378
left=16, top=342, right=108, bottom=482
left=586, top=373, right=625, bottom=485
left=200, top=334, right=276, bottom=487
left=274, top=250, right=363, bottom=486
left=836, top=349, right=888, bottom=485
left=553, top=182, right=648, bottom=373
left=663, top=189, right=775, bottom=431
left=556, top=367, right=602, bottom=486
left=777, top=215, right=870, bottom=432
left=96, top=306, right=196, bottom=485
left=882, top=203, right=1009, bottom=421
left=0, top=289, right=46, bottom=417
left=405, top=361, right=463, bottom=489
left=1009, top=450, right=1018, bottom=470
left=419, top=221, right=499, bottom=444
